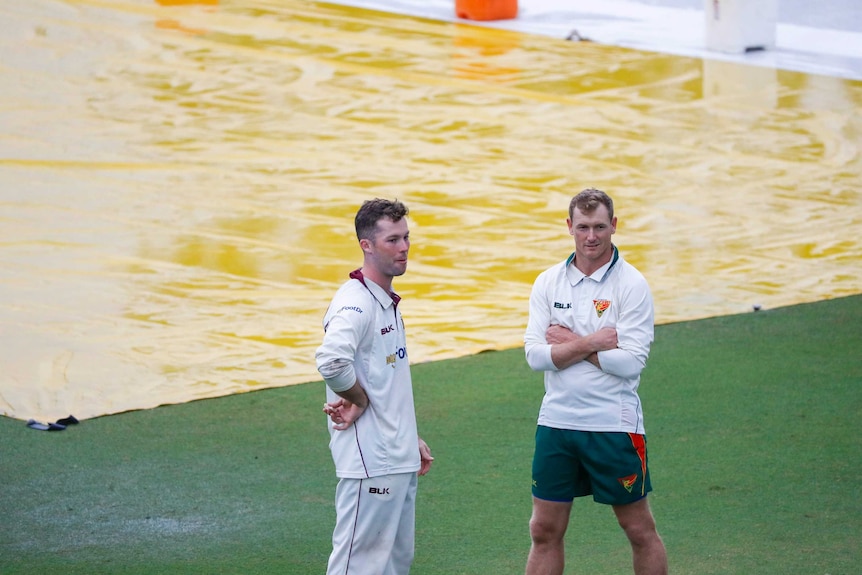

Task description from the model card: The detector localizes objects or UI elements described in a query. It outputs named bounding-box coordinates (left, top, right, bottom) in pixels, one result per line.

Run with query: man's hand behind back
left=323, top=398, right=368, bottom=430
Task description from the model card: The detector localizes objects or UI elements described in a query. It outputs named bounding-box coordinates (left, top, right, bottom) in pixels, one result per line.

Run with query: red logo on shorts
left=618, top=474, right=638, bottom=493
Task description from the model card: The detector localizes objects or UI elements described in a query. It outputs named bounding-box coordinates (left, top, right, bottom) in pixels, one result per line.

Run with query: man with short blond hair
left=524, top=188, right=668, bottom=575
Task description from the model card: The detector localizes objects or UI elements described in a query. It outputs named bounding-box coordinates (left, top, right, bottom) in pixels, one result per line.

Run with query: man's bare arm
left=323, top=382, right=370, bottom=430
left=546, top=325, right=618, bottom=370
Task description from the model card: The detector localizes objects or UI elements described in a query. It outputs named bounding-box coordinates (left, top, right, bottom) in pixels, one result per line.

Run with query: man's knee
left=614, top=499, right=659, bottom=546
left=620, top=521, right=661, bottom=549
left=529, top=512, right=568, bottom=544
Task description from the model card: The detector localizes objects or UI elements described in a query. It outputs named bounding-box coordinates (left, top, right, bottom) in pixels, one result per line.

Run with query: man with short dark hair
left=316, top=198, right=433, bottom=575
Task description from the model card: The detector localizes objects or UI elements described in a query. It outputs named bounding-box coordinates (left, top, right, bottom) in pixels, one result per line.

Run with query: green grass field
left=2, top=295, right=860, bottom=574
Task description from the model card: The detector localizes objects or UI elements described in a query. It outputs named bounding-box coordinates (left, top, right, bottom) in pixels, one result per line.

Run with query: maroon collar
left=349, top=268, right=401, bottom=305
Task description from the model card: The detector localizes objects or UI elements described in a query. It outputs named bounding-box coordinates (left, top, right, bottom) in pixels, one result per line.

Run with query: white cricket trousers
left=327, top=472, right=418, bottom=575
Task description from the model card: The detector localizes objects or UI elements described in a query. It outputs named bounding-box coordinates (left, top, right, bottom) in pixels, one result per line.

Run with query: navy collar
left=565, top=246, right=619, bottom=283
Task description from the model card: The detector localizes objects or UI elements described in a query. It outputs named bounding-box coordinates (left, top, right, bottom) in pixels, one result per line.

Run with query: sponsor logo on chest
left=386, top=346, right=407, bottom=367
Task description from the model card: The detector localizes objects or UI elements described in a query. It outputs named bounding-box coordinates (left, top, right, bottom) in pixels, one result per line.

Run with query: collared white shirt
left=524, top=247, right=654, bottom=433
left=316, top=271, right=420, bottom=479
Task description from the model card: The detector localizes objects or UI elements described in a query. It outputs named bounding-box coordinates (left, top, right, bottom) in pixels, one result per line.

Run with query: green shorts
left=531, top=425, right=652, bottom=505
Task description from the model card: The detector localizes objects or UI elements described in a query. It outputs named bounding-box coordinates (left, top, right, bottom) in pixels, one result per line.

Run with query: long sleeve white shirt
left=524, top=248, right=654, bottom=434
left=315, top=271, right=420, bottom=479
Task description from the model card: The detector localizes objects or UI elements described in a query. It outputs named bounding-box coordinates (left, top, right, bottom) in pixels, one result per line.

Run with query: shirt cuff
left=320, top=361, right=357, bottom=393
left=525, top=342, right=557, bottom=371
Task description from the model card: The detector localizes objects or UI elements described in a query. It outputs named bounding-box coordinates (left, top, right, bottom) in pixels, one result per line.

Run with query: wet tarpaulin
left=1, top=0, right=860, bottom=421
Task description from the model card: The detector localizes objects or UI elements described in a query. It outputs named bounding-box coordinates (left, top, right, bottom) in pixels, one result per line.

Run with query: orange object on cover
left=455, top=0, right=518, bottom=21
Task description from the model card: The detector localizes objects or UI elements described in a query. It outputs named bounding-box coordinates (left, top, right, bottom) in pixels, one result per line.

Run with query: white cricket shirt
left=315, top=270, right=420, bottom=479
left=524, top=247, right=654, bottom=434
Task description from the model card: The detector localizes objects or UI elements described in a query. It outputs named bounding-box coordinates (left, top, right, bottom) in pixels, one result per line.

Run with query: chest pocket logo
left=594, top=299, right=611, bottom=318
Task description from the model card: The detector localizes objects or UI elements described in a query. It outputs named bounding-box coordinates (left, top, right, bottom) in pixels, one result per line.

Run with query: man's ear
left=359, top=237, right=372, bottom=253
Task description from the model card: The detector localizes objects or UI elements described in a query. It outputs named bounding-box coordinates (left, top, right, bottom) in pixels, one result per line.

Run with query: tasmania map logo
left=594, top=299, right=611, bottom=317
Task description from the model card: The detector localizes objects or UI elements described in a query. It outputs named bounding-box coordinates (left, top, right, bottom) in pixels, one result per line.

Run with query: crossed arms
left=545, top=324, right=618, bottom=370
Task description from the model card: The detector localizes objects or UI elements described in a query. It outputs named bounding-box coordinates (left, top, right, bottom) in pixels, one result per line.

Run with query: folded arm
left=545, top=324, right=618, bottom=370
